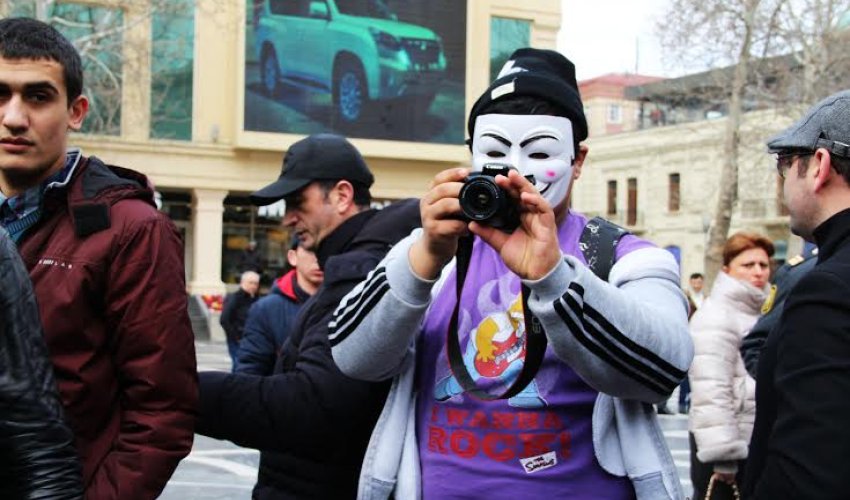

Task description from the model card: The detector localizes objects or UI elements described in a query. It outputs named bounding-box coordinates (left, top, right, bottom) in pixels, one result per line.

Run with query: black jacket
left=197, top=199, right=420, bottom=499
left=740, top=252, right=816, bottom=378
left=745, top=208, right=850, bottom=499
left=220, top=288, right=258, bottom=342
left=0, top=227, right=83, bottom=499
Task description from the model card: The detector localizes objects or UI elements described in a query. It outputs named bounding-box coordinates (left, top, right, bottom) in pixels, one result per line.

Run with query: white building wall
left=573, top=108, right=803, bottom=287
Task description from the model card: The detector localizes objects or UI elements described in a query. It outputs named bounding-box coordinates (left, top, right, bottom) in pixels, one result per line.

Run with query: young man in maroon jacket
left=0, top=18, right=197, bottom=498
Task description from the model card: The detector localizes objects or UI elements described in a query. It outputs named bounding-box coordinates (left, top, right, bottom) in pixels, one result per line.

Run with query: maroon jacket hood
left=54, top=157, right=157, bottom=238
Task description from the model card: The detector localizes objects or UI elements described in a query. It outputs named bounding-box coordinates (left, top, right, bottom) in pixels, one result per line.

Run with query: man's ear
left=812, top=148, right=833, bottom=193
left=67, top=95, right=89, bottom=131
left=572, top=144, right=589, bottom=180
left=334, top=179, right=355, bottom=213
left=287, top=248, right=297, bottom=267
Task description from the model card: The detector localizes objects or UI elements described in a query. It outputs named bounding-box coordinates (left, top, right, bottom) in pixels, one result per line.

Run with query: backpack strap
left=579, top=216, right=629, bottom=281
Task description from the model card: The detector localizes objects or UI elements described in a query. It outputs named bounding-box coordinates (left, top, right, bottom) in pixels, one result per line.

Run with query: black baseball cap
left=250, top=133, right=374, bottom=206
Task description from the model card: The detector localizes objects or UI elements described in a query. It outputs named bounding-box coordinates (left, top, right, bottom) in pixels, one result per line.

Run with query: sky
left=558, top=0, right=671, bottom=81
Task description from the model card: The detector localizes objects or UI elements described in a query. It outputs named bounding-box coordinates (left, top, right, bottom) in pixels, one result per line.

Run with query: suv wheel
left=261, top=47, right=280, bottom=97
left=334, top=60, right=367, bottom=123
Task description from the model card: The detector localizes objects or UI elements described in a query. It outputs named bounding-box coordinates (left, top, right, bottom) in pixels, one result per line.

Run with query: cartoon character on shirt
left=434, top=295, right=547, bottom=408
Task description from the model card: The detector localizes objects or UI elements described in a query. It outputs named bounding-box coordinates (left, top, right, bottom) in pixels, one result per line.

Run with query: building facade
left=4, top=0, right=563, bottom=295
left=2, top=0, right=805, bottom=295
left=572, top=108, right=798, bottom=283
left=579, top=73, right=664, bottom=138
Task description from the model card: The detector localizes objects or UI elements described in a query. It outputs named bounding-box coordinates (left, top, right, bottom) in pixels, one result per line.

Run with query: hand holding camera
left=410, top=165, right=562, bottom=282
left=409, top=167, right=470, bottom=280
left=466, top=166, right=562, bottom=281
left=458, top=164, right=526, bottom=232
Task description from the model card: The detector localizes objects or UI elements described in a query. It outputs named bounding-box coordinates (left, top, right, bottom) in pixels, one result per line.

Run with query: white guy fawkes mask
left=471, top=114, right=575, bottom=206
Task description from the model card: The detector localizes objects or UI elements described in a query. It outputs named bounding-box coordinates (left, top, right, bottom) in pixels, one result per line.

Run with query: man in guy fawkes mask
left=329, top=48, right=693, bottom=499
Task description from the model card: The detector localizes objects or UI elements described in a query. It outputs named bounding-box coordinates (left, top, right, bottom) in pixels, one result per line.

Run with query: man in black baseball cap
left=250, top=133, right=374, bottom=205
left=745, top=89, right=850, bottom=498
left=250, top=133, right=375, bottom=251
left=195, top=133, right=420, bottom=499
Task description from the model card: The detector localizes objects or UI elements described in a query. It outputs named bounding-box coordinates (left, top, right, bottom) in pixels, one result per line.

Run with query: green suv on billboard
left=256, top=0, right=448, bottom=125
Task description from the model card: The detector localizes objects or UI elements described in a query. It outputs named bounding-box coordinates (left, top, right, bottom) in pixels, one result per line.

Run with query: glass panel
left=221, top=194, right=287, bottom=288
left=490, top=17, right=530, bottom=82
left=607, top=104, right=622, bottom=124
left=160, top=190, right=193, bottom=222
left=245, top=0, right=467, bottom=145
left=8, top=2, right=125, bottom=135
left=150, top=0, right=195, bottom=140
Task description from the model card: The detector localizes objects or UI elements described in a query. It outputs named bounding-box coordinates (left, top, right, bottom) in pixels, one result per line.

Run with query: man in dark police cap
left=195, top=133, right=420, bottom=499
left=745, top=89, right=850, bottom=498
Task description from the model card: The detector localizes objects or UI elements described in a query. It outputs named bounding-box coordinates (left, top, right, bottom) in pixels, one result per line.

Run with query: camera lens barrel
left=458, top=166, right=521, bottom=232
left=459, top=177, right=502, bottom=221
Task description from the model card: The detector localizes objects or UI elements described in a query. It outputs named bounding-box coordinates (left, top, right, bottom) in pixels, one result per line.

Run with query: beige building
left=8, top=0, right=799, bottom=298
left=22, top=0, right=564, bottom=295
left=572, top=108, right=798, bottom=283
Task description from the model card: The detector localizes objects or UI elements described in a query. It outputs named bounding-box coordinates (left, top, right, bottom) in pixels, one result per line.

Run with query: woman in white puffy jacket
left=688, top=232, right=774, bottom=499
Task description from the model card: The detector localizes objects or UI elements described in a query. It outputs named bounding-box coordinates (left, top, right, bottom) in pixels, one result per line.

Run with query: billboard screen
left=245, top=0, right=467, bottom=144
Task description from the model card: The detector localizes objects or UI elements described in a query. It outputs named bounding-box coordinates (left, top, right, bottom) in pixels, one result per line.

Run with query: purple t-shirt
left=415, top=212, right=651, bottom=499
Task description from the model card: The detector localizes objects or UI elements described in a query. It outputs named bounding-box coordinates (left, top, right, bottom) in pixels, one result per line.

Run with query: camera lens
left=470, top=189, right=492, bottom=210
left=460, top=179, right=500, bottom=221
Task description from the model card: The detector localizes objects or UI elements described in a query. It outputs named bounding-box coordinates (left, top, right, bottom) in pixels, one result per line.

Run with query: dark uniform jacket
left=0, top=227, right=83, bottom=499
left=745, top=208, right=850, bottom=498
left=197, top=199, right=420, bottom=499
left=740, top=252, right=816, bottom=378
left=15, top=157, right=198, bottom=499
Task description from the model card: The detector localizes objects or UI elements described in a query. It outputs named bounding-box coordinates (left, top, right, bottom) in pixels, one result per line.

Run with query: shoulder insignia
left=761, top=284, right=778, bottom=315
left=787, top=254, right=805, bottom=266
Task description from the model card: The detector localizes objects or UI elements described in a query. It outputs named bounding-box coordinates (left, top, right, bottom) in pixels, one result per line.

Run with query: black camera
left=458, top=164, right=525, bottom=232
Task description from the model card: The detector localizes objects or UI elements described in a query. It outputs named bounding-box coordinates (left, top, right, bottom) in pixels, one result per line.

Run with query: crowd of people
left=2, top=15, right=850, bottom=500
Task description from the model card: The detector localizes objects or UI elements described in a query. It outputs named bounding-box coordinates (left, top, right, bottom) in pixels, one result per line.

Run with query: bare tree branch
left=655, top=0, right=850, bottom=284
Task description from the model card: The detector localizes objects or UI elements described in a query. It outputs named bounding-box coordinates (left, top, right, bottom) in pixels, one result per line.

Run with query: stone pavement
left=160, top=341, right=692, bottom=498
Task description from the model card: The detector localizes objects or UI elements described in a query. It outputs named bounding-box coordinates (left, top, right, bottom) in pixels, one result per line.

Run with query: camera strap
left=446, top=234, right=548, bottom=400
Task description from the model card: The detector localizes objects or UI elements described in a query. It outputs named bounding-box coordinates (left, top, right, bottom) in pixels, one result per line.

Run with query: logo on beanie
left=497, top=60, right=528, bottom=79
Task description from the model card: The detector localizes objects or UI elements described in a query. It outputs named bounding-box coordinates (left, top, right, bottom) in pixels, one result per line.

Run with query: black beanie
left=467, top=48, right=588, bottom=144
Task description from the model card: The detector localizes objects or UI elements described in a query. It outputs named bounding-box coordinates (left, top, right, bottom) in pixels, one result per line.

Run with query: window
left=668, top=173, right=680, bottom=212
left=150, top=0, right=195, bottom=140
left=11, top=2, right=195, bottom=140
left=10, top=2, right=126, bottom=136
left=335, top=0, right=393, bottom=19
left=222, top=194, right=287, bottom=287
left=608, top=104, right=622, bottom=124
left=269, top=0, right=300, bottom=16
left=489, top=17, right=530, bottom=82
left=607, top=180, right=617, bottom=215
left=627, top=177, right=637, bottom=226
